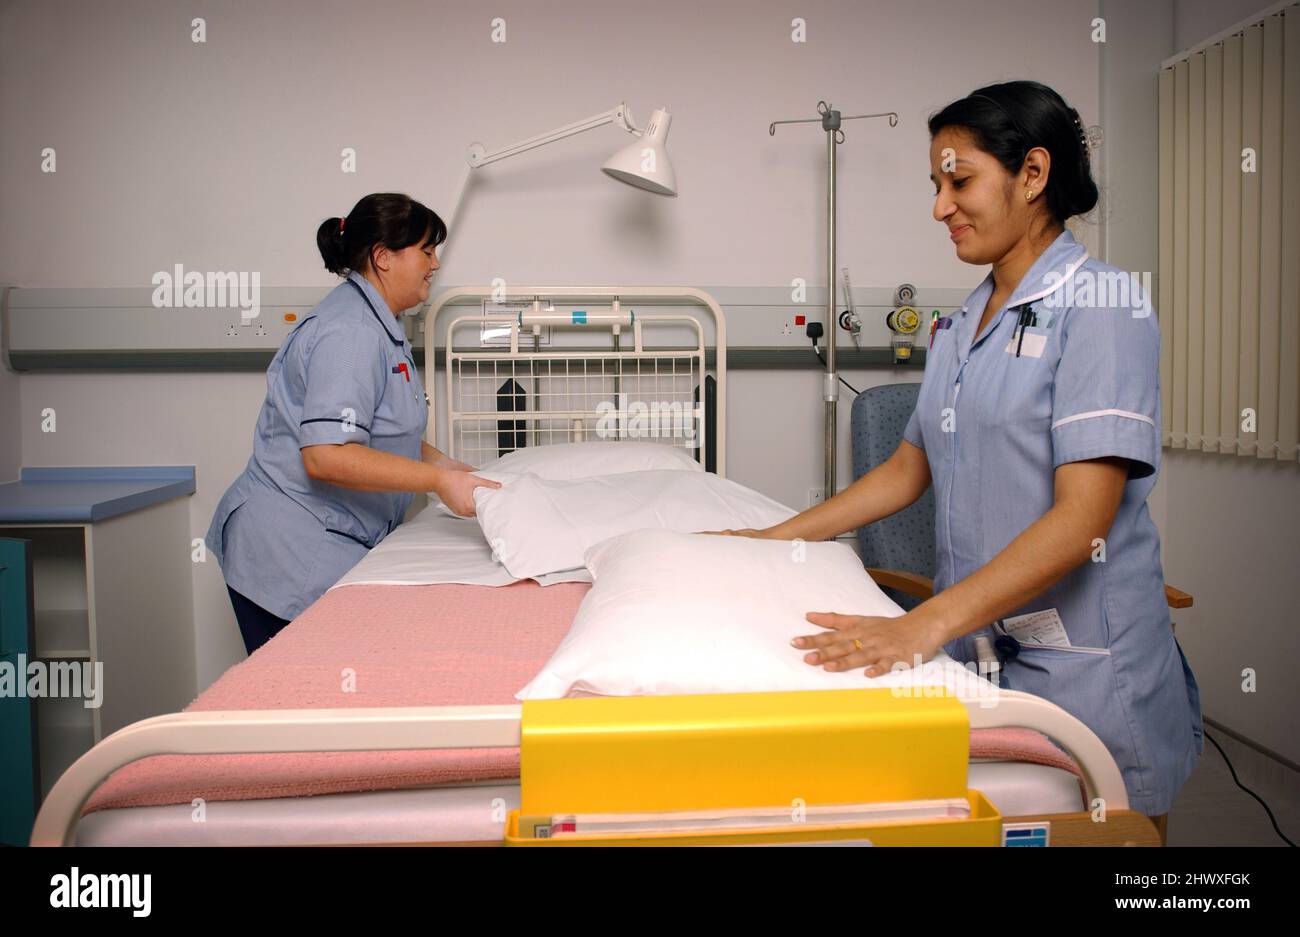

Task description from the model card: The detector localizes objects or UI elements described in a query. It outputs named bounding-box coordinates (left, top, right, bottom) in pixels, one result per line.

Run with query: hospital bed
left=31, top=287, right=1163, bottom=847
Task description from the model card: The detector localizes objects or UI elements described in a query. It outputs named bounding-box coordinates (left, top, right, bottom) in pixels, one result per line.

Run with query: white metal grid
left=425, top=288, right=727, bottom=475
left=448, top=344, right=705, bottom=468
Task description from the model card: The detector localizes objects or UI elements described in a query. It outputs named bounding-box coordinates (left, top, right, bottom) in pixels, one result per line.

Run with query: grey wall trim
left=9, top=345, right=927, bottom=372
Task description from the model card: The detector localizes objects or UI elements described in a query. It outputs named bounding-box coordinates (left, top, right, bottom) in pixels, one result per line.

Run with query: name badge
left=1005, top=330, right=1047, bottom=358
left=1000, top=608, right=1070, bottom=647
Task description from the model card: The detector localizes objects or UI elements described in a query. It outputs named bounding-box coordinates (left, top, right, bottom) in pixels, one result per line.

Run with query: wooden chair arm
left=865, top=567, right=935, bottom=601
left=1164, top=584, right=1193, bottom=609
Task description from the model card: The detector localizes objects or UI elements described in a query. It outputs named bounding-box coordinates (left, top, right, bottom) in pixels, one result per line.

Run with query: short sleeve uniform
left=205, top=272, right=427, bottom=620
left=902, top=229, right=1202, bottom=816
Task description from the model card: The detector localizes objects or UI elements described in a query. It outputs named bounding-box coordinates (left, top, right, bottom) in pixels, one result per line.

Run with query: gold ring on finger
left=852, top=638, right=863, bottom=651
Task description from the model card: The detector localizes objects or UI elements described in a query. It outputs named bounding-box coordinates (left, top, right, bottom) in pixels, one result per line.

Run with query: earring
left=1025, top=189, right=1034, bottom=201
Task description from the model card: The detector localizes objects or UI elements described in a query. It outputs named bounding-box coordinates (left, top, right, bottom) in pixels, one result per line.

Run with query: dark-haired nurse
left=205, top=192, right=500, bottom=655
left=719, top=81, right=1202, bottom=836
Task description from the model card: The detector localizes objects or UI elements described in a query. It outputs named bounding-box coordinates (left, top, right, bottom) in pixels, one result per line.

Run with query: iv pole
left=769, top=102, right=897, bottom=502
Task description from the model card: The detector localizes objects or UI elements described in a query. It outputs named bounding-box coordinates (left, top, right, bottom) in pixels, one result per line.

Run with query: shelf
left=34, top=608, right=91, bottom=660
left=0, top=467, right=195, bottom=523
left=37, top=714, right=95, bottom=800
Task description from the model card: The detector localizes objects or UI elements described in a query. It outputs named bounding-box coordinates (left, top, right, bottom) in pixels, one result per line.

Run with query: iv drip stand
left=769, top=102, right=897, bottom=502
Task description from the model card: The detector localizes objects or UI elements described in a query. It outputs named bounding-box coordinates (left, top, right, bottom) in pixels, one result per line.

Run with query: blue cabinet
left=0, top=537, right=38, bottom=845
left=0, top=467, right=196, bottom=843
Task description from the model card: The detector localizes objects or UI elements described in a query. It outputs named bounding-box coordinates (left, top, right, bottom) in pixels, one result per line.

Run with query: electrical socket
left=781, top=322, right=793, bottom=336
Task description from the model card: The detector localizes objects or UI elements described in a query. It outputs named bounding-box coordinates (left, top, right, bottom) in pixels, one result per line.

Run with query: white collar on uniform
left=957, top=228, right=1090, bottom=316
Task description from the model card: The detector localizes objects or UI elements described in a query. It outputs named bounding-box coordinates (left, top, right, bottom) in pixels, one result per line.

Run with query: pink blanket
left=83, top=581, right=1081, bottom=814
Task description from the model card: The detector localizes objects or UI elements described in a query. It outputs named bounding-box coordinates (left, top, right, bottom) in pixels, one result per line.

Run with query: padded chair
left=850, top=383, right=935, bottom=611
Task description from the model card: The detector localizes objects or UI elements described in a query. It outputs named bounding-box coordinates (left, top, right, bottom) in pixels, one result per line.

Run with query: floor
left=1164, top=725, right=1299, bottom=847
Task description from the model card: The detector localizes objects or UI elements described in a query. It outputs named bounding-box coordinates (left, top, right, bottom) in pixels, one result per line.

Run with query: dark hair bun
left=316, top=217, right=348, bottom=276
left=928, top=80, right=1099, bottom=223
left=315, top=195, right=448, bottom=277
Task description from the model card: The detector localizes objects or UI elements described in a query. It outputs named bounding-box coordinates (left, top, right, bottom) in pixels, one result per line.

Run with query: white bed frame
left=30, top=287, right=1161, bottom=847
left=424, top=286, right=726, bottom=476
left=33, top=692, right=1136, bottom=846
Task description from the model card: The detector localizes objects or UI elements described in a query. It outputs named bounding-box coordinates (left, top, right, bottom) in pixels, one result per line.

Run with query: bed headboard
left=424, top=287, right=728, bottom=477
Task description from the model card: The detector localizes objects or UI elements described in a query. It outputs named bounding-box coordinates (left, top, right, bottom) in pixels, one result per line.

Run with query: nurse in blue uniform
left=206, top=193, right=499, bottom=655
left=724, top=82, right=1202, bottom=826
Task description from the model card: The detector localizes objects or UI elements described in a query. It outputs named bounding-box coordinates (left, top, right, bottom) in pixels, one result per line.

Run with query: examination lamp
left=433, top=102, right=677, bottom=280
left=601, top=107, right=677, bottom=195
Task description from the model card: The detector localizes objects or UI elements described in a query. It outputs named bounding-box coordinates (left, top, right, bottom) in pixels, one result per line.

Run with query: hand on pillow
left=796, top=610, right=948, bottom=679
left=433, top=470, right=502, bottom=518
left=517, top=528, right=988, bottom=700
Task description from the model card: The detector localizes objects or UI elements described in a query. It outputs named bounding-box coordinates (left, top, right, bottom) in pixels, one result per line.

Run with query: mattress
left=77, top=764, right=1086, bottom=846
left=76, top=573, right=1085, bottom=842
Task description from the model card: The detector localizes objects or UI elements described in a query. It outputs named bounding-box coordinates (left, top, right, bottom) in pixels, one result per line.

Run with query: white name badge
left=1001, top=608, right=1071, bottom=647
left=1005, top=330, right=1047, bottom=358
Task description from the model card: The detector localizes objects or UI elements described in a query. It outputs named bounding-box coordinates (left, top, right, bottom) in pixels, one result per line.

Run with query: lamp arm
left=432, top=103, right=640, bottom=276
left=441, top=159, right=474, bottom=242
left=470, top=103, right=639, bottom=168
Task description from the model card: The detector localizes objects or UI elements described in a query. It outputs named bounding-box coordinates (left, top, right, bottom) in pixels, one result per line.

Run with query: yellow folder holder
left=506, top=687, right=1002, bottom=846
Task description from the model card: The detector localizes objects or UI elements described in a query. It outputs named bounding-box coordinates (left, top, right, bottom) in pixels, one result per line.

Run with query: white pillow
left=435, top=441, right=702, bottom=516
left=481, top=440, right=703, bottom=479
left=516, top=528, right=988, bottom=700
left=475, top=470, right=796, bottom=580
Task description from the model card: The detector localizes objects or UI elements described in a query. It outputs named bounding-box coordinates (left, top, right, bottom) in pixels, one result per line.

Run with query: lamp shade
left=602, top=107, right=677, bottom=196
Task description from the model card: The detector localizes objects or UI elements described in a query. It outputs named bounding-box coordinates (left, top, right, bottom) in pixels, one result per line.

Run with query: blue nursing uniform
left=903, top=229, right=1203, bottom=816
left=205, top=271, right=427, bottom=620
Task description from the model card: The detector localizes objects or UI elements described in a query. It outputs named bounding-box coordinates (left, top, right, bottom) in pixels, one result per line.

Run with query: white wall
left=3, top=0, right=1103, bottom=690
left=1099, top=0, right=1173, bottom=537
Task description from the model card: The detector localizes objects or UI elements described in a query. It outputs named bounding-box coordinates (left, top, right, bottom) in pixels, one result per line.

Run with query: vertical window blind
left=1158, top=2, right=1299, bottom=461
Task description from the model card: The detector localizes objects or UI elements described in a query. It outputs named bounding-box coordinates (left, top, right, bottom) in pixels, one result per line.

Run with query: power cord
left=1205, top=730, right=1295, bottom=846
left=806, top=321, right=862, bottom=396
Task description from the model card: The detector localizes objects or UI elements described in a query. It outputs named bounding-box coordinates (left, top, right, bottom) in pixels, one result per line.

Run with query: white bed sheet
left=74, top=763, right=1086, bottom=846
left=330, top=505, right=592, bottom=590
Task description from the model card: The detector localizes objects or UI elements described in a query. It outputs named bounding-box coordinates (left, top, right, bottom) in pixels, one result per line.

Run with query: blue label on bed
left=571, top=310, right=587, bottom=324
left=1002, top=822, right=1050, bottom=846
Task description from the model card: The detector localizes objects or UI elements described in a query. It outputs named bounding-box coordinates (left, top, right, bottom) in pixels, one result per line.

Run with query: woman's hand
left=792, top=610, right=948, bottom=678
left=698, top=527, right=771, bottom=538
left=434, top=470, right=501, bottom=517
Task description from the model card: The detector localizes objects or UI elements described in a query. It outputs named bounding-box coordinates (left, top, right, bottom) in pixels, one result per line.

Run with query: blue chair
left=850, top=383, right=934, bottom=610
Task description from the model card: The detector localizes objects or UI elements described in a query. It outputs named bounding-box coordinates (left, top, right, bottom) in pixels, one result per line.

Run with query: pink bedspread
left=83, top=581, right=1081, bottom=814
